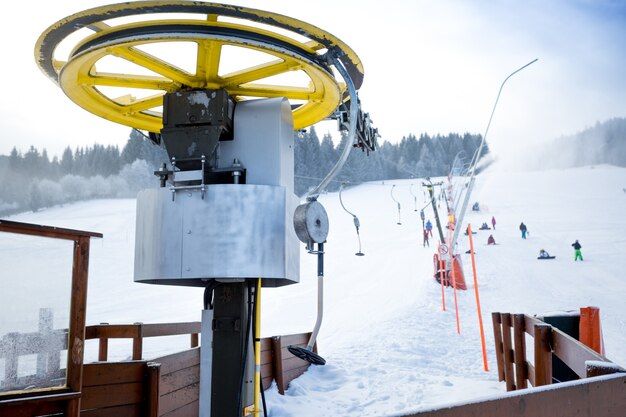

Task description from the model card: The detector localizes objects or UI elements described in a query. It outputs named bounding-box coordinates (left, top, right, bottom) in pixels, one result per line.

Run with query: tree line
left=294, top=128, right=486, bottom=195
left=0, top=127, right=486, bottom=215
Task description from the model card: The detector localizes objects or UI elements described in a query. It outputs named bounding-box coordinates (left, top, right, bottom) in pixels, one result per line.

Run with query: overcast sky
left=1, top=0, right=625, bottom=162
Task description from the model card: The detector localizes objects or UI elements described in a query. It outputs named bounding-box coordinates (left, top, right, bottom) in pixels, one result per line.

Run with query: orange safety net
left=433, top=253, right=467, bottom=290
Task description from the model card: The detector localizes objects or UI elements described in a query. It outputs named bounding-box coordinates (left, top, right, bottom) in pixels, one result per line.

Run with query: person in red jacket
left=487, top=234, right=496, bottom=245
left=491, top=216, right=496, bottom=230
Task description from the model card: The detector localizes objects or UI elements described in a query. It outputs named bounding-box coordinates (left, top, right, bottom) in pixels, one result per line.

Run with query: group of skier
left=423, top=213, right=584, bottom=261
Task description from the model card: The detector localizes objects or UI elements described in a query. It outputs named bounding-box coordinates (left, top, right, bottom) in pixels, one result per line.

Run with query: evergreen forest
left=0, top=127, right=487, bottom=216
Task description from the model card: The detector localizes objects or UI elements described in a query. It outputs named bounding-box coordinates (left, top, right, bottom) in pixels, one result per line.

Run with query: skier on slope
left=519, top=222, right=528, bottom=239
left=491, top=216, right=497, bottom=230
left=487, top=234, right=496, bottom=245
left=571, top=240, right=583, bottom=261
left=426, top=219, right=433, bottom=237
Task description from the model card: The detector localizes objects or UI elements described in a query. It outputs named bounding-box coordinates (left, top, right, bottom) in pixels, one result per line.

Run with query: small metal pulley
left=293, top=200, right=329, bottom=249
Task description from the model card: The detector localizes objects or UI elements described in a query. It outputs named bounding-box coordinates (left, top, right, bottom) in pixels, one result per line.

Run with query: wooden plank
left=278, top=333, right=311, bottom=346
left=526, top=363, right=535, bottom=387
left=0, top=391, right=80, bottom=406
left=534, top=324, right=552, bottom=386
left=85, top=324, right=141, bottom=339
left=512, top=314, right=527, bottom=389
left=0, top=219, right=102, bottom=239
left=260, top=337, right=272, bottom=352
left=159, top=364, right=200, bottom=396
left=159, top=383, right=199, bottom=415
left=586, top=362, right=625, bottom=378
left=0, top=400, right=66, bottom=417
left=524, top=315, right=543, bottom=335
left=161, top=399, right=198, bottom=417
left=552, top=327, right=607, bottom=379
left=142, top=322, right=201, bottom=337
left=401, top=373, right=626, bottom=417
left=83, top=361, right=145, bottom=386
left=261, top=363, right=273, bottom=379
left=81, top=382, right=143, bottom=409
left=501, top=313, right=515, bottom=391
left=155, top=348, right=200, bottom=375
left=280, top=355, right=311, bottom=372
left=260, top=349, right=273, bottom=365
left=261, top=375, right=273, bottom=392
left=491, top=312, right=505, bottom=382
left=81, top=404, right=142, bottom=417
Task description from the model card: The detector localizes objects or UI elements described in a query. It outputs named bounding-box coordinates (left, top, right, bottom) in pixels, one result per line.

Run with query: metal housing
left=134, top=185, right=299, bottom=287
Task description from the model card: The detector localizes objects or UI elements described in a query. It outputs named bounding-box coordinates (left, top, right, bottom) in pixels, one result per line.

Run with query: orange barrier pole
left=448, top=224, right=461, bottom=334
left=438, top=243, right=446, bottom=311
left=468, top=224, right=489, bottom=371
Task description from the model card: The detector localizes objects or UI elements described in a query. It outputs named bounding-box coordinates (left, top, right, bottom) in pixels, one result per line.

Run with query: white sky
left=1, top=0, right=625, bottom=160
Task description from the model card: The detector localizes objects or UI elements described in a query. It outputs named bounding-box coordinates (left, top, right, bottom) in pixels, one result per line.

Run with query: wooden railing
left=492, top=312, right=623, bottom=391
left=85, top=321, right=201, bottom=361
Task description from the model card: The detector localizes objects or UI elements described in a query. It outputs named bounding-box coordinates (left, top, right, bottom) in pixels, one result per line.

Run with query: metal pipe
left=306, top=242, right=324, bottom=351
left=451, top=59, right=538, bottom=252
left=306, top=56, right=358, bottom=200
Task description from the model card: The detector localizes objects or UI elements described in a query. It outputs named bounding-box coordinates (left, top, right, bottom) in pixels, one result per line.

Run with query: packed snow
left=2, top=163, right=625, bottom=416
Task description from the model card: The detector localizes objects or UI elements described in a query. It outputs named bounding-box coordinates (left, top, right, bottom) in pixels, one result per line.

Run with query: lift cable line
left=451, top=58, right=538, bottom=252
left=306, top=56, right=359, bottom=200
left=339, top=182, right=365, bottom=256
left=391, top=185, right=402, bottom=225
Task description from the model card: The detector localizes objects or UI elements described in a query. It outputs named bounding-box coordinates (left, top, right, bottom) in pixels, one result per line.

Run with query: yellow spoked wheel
left=35, top=1, right=364, bottom=132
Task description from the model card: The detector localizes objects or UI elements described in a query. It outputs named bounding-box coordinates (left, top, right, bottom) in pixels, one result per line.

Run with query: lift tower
left=36, top=2, right=376, bottom=416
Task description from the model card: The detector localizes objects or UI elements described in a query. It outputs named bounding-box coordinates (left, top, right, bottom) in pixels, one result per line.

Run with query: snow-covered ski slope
left=2, top=164, right=625, bottom=416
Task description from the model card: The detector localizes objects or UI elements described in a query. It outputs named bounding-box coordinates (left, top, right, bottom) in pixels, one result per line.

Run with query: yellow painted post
left=254, top=278, right=262, bottom=416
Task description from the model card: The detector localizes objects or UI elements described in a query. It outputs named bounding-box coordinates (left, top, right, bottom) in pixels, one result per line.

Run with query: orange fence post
left=448, top=224, right=461, bottom=335
left=467, top=224, right=488, bottom=371
left=438, top=243, right=446, bottom=311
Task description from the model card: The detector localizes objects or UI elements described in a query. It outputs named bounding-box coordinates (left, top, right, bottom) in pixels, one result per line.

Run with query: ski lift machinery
left=35, top=2, right=378, bottom=416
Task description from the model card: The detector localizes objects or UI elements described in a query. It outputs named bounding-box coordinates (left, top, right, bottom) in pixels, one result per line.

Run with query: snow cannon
left=35, top=2, right=376, bottom=416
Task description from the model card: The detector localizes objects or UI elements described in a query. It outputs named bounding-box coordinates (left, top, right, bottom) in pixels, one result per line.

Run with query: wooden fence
left=1, top=319, right=315, bottom=417
left=491, top=312, right=624, bottom=391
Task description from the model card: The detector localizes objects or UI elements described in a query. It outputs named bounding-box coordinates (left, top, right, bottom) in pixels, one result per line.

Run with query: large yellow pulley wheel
left=35, top=1, right=364, bottom=132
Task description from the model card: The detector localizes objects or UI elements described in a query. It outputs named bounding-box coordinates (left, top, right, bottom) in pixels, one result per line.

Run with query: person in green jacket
left=571, top=240, right=583, bottom=261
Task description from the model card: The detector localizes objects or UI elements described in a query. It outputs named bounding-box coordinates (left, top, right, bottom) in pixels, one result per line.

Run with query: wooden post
left=512, top=314, right=527, bottom=389
left=98, top=323, right=109, bottom=361
left=534, top=324, right=552, bottom=387
left=191, top=332, right=199, bottom=348
left=271, top=336, right=285, bottom=394
left=492, top=313, right=505, bottom=382
left=146, top=362, right=161, bottom=417
left=65, top=236, right=91, bottom=417
left=133, top=322, right=143, bottom=360
left=501, top=313, right=516, bottom=391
